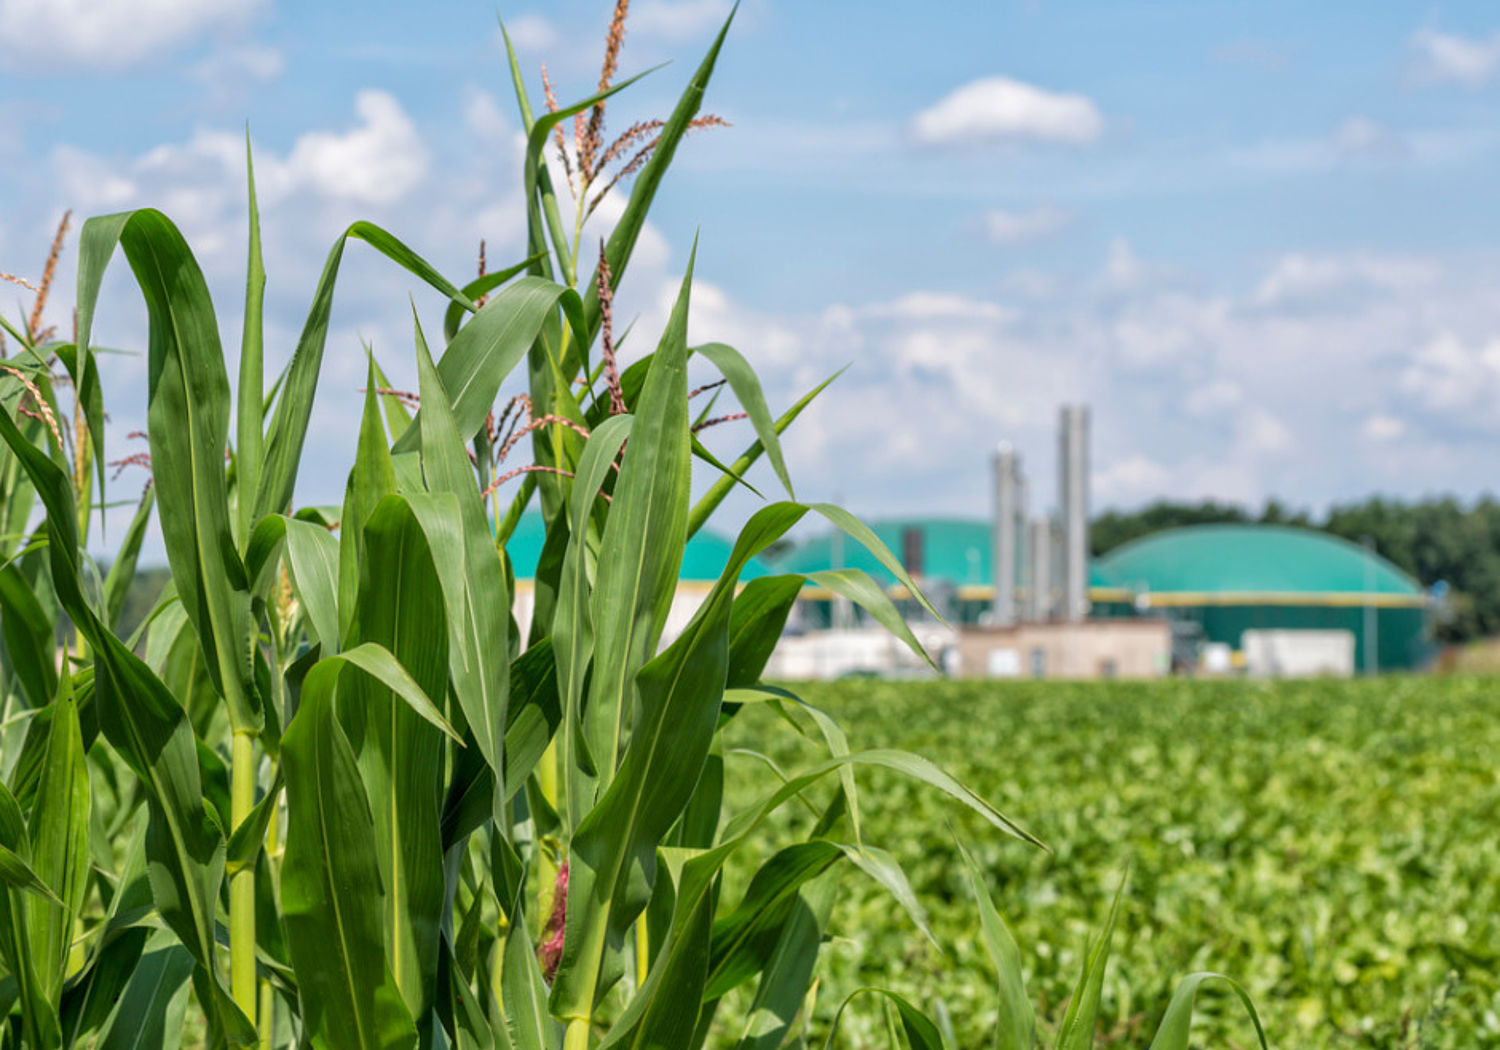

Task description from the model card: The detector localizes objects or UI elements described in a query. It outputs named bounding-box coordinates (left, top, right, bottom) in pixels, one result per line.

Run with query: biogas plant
left=764, top=406, right=1430, bottom=681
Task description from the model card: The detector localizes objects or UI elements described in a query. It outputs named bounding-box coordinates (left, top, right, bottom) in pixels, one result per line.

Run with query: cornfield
left=0, top=6, right=1266, bottom=1050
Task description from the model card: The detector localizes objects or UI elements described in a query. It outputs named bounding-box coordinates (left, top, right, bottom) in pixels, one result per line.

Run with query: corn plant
left=0, top=5, right=1272, bottom=1050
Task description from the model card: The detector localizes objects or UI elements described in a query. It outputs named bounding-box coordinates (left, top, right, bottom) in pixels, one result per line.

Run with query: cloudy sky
left=5, top=0, right=1500, bottom=554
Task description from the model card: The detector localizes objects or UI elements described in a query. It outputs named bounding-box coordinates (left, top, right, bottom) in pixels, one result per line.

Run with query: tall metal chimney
left=1058, top=404, right=1090, bottom=622
left=991, top=444, right=1018, bottom=626
left=1027, top=517, right=1052, bottom=622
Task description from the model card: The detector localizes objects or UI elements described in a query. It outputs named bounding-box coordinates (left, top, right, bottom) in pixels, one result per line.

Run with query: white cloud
left=464, top=89, right=510, bottom=144
left=631, top=0, right=733, bottom=41
left=1331, top=116, right=1405, bottom=160
left=190, top=42, right=283, bottom=84
left=912, top=77, right=1104, bottom=146
left=1001, top=269, right=1061, bottom=300
left=503, top=13, right=558, bottom=51
left=1400, top=331, right=1500, bottom=421
left=1412, top=27, right=1500, bottom=88
left=1094, top=454, right=1172, bottom=506
left=1237, top=407, right=1294, bottom=456
left=1362, top=414, right=1407, bottom=443
left=272, top=90, right=428, bottom=206
left=867, top=291, right=1015, bottom=324
left=1253, top=252, right=1440, bottom=308
left=984, top=206, right=1071, bottom=244
left=1184, top=379, right=1242, bottom=417
left=0, top=0, right=261, bottom=70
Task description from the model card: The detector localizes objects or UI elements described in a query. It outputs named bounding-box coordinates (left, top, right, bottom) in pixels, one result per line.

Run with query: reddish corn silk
left=538, top=861, right=569, bottom=980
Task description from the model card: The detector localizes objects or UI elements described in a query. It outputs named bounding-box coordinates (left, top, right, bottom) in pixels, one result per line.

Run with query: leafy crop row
left=724, top=677, right=1500, bottom=1049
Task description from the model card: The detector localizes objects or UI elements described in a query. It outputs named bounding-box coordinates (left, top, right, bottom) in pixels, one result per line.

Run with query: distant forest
left=1092, top=497, right=1500, bottom=643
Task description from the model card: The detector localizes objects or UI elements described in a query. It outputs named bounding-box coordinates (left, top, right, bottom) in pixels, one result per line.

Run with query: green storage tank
left=1093, top=525, right=1429, bottom=671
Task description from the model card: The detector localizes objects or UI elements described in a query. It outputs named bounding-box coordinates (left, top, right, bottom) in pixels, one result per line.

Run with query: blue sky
left=5, top=0, right=1500, bottom=553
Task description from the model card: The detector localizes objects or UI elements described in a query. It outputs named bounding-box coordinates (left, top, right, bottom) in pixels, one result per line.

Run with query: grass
left=721, top=676, right=1500, bottom=1049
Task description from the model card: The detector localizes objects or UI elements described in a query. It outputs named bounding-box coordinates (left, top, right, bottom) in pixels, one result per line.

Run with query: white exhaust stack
left=1027, top=517, right=1052, bottom=622
left=991, top=444, right=1020, bottom=625
left=1058, top=404, right=1090, bottom=623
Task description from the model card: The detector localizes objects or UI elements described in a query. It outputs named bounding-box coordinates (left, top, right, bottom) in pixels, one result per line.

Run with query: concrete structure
left=762, top=622, right=956, bottom=680
left=955, top=619, right=1171, bottom=679
left=1242, top=629, right=1355, bottom=678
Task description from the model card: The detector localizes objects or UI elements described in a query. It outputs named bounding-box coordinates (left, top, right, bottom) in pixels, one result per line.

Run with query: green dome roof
left=503, top=511, right=771, bottom=583
left=768, top=518, right=1114, bottom=590
left=1094, top=524, right=1422, bottom=601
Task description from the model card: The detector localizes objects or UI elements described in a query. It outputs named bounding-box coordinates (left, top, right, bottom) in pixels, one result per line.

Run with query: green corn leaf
left=727, top=575, right=804, bottom=689
left=501, top=901, right=555, bottom=1050
left=224, top=776, right=283, bottom=878
left=392, top=277, right=588, bottom=456
left=76, top=209, right=260, bottom=732
left=409, top=322, right=511, bottom=780
left=370, top=354, right=416, bottom=441
left=955, top=839, right=1034, bottom=1050
left=340, top=494, right=453, bottom=1019
left=838, top=844, right=933, bottom=946
left=94, top=932, right=196, bottom=1050
left=283, top=515, right=342, bottom=655
left=0, top=404, right=253, bottom=1046
left=806, top=568, right=935, bottom=670
left=623, top=882, right=717, bottom=1050
left=236, top=130, right=267, bottom=549
left=0, top=563, right=57, bottom=708
left=497, top=17, right=570, bottom=284
left=103, top=484, right=156, bottom=632
left=821, top=989, right=945, bottom=1050
left=1145, top=972, right=1270, bottom=1050
left=584, top=248, right=697, bottom=795
left=688, top=370, right=839, bottom=539
left=0, top=778, right=62, bottom=1050
left=811, top=503, right=942, bottom=621
left=339, top=362, right=399, bottom=641
left=731, top=863, right=840, bottom=1050
left=502, top=638, right=562, bottom=803
left=728, top=686, right=863, bottom=845
left=691, top=434, right=763, bottom=499
left=25, top=689, right=90, bottom=1005
left=281, top=659, right=418, bottom=1050
left=0, top=782, right=62, bottom=908
left=523, top=70, right=658, bottom=316
left=580, top=8, right=736, bottom=344
left=442, top=253, right=546, bottom=343
left=58, top=926, right=151, bottom=1048
left=705, top=841, right=843, bottom=1000
left=554, top=413, right=634, bottom=822
left=1056, top=870, right=1128, bottom=1050
left=551, top=501, right=808, bottom=1018
left=695, top=342, right=794, bottom=498
left=254, top=221, right=474, bottom=523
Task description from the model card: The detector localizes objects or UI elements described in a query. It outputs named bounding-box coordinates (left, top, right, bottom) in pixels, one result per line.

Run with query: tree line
left=1091, top=497, right=1500, bottom=643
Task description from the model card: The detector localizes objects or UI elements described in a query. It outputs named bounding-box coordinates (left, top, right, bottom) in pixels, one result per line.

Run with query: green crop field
left=720, top=676, right=1500, bottom=1049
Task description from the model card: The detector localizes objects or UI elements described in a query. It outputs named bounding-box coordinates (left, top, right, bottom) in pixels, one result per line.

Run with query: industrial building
left=765, top=404, right=1431, bottom=679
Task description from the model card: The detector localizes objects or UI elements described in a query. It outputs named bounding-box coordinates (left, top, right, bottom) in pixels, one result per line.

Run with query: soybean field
left=722, top=676, right=1500, bottom=1049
